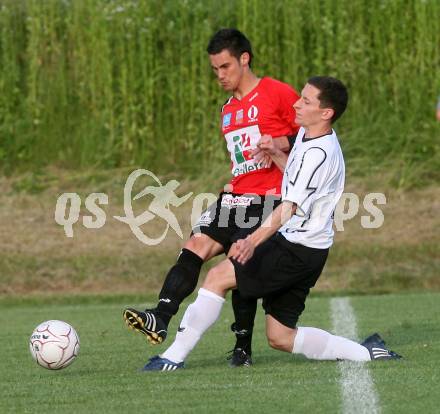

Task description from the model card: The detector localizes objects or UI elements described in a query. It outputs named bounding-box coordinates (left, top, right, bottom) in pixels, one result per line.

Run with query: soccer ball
left=29, top=320, right=80, bottom=370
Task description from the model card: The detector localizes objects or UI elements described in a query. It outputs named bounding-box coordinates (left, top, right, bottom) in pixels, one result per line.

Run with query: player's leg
left=230, top=236, right=350, bottom=361
left=263, top=282, right=401, bottom=361
left=265, top=315, right=401, bottom=361
left=228, top=289, right=256, bottom=366
left=261, top=240, right=401, bottom=361
left=261, top=245, right=373, bottom=361
left=265, top=315, right=372, bottom=360
left=142, top=259, right=237, bottom=370
left=227, top=195, right=280, bottom=366
left=228, top=230, right=257, bottom=367
left=155, top=234, right=223, bottom=323
left=123, top=196, right=229, bottom=344
left=123, top=234, right=223, bottom=344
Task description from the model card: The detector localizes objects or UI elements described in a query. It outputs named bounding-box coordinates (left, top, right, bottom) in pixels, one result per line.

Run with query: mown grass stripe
left=331, top=297, right=380, bottom=414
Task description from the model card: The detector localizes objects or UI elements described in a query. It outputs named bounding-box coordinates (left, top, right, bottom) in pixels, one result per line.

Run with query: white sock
left=161, top=288, right=225, bottom=363
left=292, top=327, right=371, bottom=361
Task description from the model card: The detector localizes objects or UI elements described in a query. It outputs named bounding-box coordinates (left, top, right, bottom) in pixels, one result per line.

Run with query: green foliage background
left=0, top=0, right=439, bottom=186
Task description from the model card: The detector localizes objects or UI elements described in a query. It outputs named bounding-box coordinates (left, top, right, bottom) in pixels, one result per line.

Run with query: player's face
left=293, top=83, right=332, bottom=127
left=209, top=49, right=247, bottom=92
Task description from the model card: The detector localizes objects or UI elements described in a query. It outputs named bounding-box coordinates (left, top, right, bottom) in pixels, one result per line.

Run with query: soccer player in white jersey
left=142, top=76, right=401, bottom=371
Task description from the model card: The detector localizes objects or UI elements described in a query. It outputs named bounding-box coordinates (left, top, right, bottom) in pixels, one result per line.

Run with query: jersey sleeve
left=277, top=83, right=300, bottom=135
left=283, top=147, right=327, bottom=217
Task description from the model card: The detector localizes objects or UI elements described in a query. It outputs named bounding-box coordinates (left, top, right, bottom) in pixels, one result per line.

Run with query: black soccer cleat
left=123, top=308, right=167, bottom=345
left=363, top=333, right=386, bottom=346
left=361, top=332, right=402, bottom=360
left=227, top=348, right=253, bottom=367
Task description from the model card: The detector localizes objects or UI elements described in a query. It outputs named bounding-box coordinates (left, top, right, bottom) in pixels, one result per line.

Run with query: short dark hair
left=207, top=28, right=253, bottom=66
left=307, top=76, right=348, bottom=123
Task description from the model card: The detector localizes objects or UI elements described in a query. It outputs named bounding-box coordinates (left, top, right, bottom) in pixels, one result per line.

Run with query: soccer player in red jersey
left=124, top=29, right=300, bottom=367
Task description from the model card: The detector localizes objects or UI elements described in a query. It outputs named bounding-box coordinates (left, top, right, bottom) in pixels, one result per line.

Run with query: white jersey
left=279, top=127, right=345, bottom=249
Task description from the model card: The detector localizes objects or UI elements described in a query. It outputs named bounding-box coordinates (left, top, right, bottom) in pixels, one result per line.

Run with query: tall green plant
left=0, top=0, right=438, bottom=186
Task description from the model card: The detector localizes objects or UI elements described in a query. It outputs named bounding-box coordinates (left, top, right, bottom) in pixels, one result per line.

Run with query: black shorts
left=192, top=192, right=281, bottom=253
left=232, top=233, right=329, bottom=328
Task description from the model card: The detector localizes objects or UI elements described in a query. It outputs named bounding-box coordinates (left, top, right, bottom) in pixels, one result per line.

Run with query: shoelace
left=226, top=348, right=248, bottom=361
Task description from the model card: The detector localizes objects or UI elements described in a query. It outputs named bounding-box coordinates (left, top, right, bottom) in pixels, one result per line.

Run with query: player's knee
left=185, top=235, right=220, bottom=260
left=266, top=333, right=292, bottom=352
left=267, top=335, right=283, bottom=351
left=184, top=237, right=204, bottom=255
left=204, top=267, right=224, bottom=290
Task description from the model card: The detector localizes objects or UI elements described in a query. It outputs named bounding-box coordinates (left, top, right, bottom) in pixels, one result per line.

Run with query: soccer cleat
left=142, top=355, right=184, bottom=371
left=227, top=348, right=253, bottom=367
left=123, top=308, right=167, bottom=345
left=362, top=333, right=386, bottom=346
left=361, top=332, right=402, bottom=360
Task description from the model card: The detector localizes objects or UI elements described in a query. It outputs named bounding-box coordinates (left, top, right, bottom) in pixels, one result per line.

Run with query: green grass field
left=1, top=292, right=439, bottom=414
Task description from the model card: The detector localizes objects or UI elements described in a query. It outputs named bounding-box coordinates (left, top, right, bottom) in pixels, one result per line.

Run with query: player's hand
left=257, top=134, right=277, bottom=155
left=250, top=146, right=273, bottom=168
left=228, top=242, right=236, bottom=256
left=230, top=236, right=255, bottom=264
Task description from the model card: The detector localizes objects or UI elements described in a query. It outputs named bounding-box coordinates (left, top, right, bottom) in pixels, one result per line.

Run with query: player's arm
left=251, top=135, right=291, bottom=171
left=252, top=134, right=292, bottom=154
left=256, top=134, right=289, bottom=171
left=230, top=200, right=296, bottom=264
left=272, top=136, right=291, bottom=152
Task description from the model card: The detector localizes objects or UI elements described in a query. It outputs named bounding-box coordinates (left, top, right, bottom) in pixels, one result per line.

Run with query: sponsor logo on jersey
left=221, top=194, right=253, bottom=208
left=224, top=125, right=266, bottom=177
left=232, top=133, right=253, bottom=164
left=232, top=160, right=266, bottom=177
left=222, top=113, right=232, bottom=127
left=235, top=109, right=243, bottom=124
left=248, top=105, right=258, bottom=122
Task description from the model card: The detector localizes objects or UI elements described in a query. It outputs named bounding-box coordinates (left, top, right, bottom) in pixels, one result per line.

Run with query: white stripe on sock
left=330, top=297, right=380, bottom=414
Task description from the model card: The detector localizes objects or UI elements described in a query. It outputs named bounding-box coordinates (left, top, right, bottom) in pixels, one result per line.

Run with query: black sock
left=154, top=248, right=203, bottom=326
left=231, top=289, right=257, bottom=354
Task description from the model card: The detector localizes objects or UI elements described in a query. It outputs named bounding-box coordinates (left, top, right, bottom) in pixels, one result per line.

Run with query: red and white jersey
left=221, top=77, right=300, bottom=195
